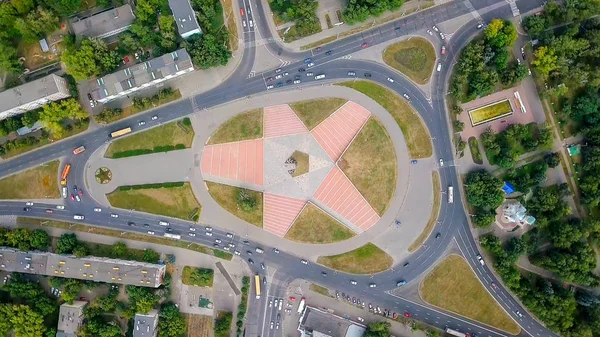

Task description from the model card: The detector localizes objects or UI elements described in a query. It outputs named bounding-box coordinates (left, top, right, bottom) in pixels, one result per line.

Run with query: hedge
left=119, top=182, right=185, bottom=191
left=111, top=143, right=187, bottom=158
left=237, top=276, right=251, bottom=336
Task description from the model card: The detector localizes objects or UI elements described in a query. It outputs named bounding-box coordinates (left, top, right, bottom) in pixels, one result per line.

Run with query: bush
left=237, top=189, right=257, bottom=212
left=111, top=143, right=187, bottom=158
left=182, top=117, right=191, bottom=126
left=119, top=182, right=185, bottom=191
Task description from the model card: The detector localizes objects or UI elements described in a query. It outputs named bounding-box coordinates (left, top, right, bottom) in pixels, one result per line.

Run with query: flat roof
left=167, top=0, right=202, bottom=36
left=133, top=310, right=159, bottom=337
left=0, top=247, right=166, bottom=287
left=0, top=74, right=65, bottom=116
left=300, top=307, right=365, bottom=337
left=57, top=301, right=87, bottom=337
left=89, top=49, right=193, bottom=101
left=71, top=5, right=135, bottom=38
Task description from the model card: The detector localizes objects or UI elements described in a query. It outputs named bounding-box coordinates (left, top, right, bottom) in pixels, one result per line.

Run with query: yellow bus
left=254, top=274, right=261, bottom=299
left=110, top=127, right=132, bottom=138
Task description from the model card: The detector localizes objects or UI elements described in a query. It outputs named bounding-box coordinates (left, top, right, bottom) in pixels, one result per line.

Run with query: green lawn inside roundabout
left=421, top=255, right=521, bottom=334
left=206, top=182, right=263, bottom=227
left=285, top=204, right=355, bottom=243
left=383, top=37, right=436, bottom=85
left=208, top=108, right=263, bottom=144
left=317, top=243, right=393, bottom=274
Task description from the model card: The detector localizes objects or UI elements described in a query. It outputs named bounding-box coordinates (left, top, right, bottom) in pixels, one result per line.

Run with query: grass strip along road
left=0, top=160, right=60, bottom=199
left=317, top=243, right=392, bottom=274
left=337, top=81, right=432, bottom=159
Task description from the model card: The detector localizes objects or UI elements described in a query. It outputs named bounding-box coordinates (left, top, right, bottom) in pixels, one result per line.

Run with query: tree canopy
left=465, top=170, right=504, bottom=210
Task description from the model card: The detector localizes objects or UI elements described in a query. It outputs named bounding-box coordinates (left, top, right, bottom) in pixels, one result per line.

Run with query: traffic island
left=420, top=254, right=521, bottom=334
left=95, top=167, right=112, bottom=184
left=290, top=98, right=346, bottom=129
left=285, top=203, right=355, bottom=244
left=407, top=171, right=440, bottom=252
left=382, top=37, right=436, bottom=85
left=317, top=243, right=393, bottom=274
left=0, top=160, right=60, bottom=199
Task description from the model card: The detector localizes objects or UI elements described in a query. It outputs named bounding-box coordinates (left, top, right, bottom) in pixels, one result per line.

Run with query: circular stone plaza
left=200, top=101, right=382, bottom=237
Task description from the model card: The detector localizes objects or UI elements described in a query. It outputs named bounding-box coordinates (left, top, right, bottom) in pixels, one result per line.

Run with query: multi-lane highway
left=0, top=0, right=557, bottom=336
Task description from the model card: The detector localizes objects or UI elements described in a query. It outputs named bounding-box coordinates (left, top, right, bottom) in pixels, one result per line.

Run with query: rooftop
left=133, top=310, right=159, bottom=337
left=0, top=247, right=166, bottom=287
left=167, top=0, right=202, bottom=37
left=299, top=306, right=365, bottom=337
left=71, top=5, right=135, bottom=38
left=56, top=301, right=87, bottom=337
left=0, top=74, right=67, bottom=117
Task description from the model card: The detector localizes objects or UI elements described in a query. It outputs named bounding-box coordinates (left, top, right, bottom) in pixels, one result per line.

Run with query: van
left=73, top=215, right=85, bottom=220
left=62, top=187, right=68, bottom=199
left=159, top=221, right=169, bottom=226
left=255, top=247, right=264, bottom=254
left=437, top=63, right=442, bottom=72
left=314, top=74, right=326, bottom=80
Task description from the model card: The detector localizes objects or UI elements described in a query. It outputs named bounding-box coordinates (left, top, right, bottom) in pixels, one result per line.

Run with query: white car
left=93, top=208, right=102, bottom=212
left=25, top=202, right=33, bottom=206
left=477, top=255, right=485, bottom=266
left=228, top=243, right=235, bottom=248
left=269, top=300, right=273, bottom=307
left=275, top=74, right=282, bottom=79
left=437, top=63, right=442, bottom=72
left=205, top=232, right=213, bottom=237
left=300, top=259, right=308, bottom=265
left=387, top=77, right=394, bottom=83
left=293, top=80, right=301, bottom=84
left=440, top=33, right=445, bottom=40
left=439, top=159, right=444, bottom=167
left=477, top=23, right=483, bottom=29
left=215, top=239, right=222, bottom=244
left=62, top=186, right=68, bottom=199
left=75, top=195, right=81, bottom=202
left=243, top=20, right=247, bottom=27
left=270, top=321, right=274, bottom=330
left=402, top=93, right=411, bottom=101
left=205, top=227, right=213, bottom=232
left=138, top=121, right=146, bottom=126
left=427, top=29, right=433, bottom=36
left=56, top=205, right=65, bottom=210
left=350, top=280, right=357, bottom=285
left=189, top=232, right=196, bottom=237
left=357, top=317, right=365, bottom=322
left=278, top=301, right=283, bottom=310
left=348, top=71, right=356, bottom=76
left=273, top=299, right=278, bottom=307
left=189, top=227, right=196, bottom=232
left=283, top=72, right=289, bottom=76
left=273, top=248, right=280, bottom=254
left=73, top=215, right=85, bottom=220
left=249, top=20, right=253, bottom=27
left=110, top=213, right=119, bottom=218
left=306, top=72, right=313, bottom=76
left=234, top=250, right=241, bottom=256
left=147, top=231, right=155, bottom=235
left=307, top=62, right=315, bottom=68
left=515, top=310, right=523, bottom=318
left=275, top=68, right=282, bottom=73
left=151, top=115, right=158, bottom=120
left=267, top=84, right=274, bottom=89
left=369, top=283, right=377, bottom=288
left=226, top=233, right=233, bottom=238
left=432, top=25, right=439, bottom=32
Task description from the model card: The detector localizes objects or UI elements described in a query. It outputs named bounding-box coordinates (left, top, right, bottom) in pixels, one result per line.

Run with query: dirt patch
left=184, top=314, right=213, bottom=337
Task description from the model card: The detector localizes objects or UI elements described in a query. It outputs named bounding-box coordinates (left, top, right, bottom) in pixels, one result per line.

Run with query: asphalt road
left=0, top=0, right=557, bottom=337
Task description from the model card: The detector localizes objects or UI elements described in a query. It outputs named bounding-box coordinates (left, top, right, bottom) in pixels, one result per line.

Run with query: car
left=491, top=282, right=497, bottom=288
left=87, top=93, right=93, bottom=101
left=138, top=121, right=146, bottom=126
left=435, top=232, right=441, bottom=238
left=144, top=224, right=150, bottom=228
left=215, top=239, right=222, bottom=244
left=151, top=115, right=158, bottom=121
left=242, top=20, right=246, bottom=27
left=304, top=58, right=312, bottom=64
left=276, top=322, right=280, bottom=330
left=78, top=189, right=83, bottom=196
left=515, top=310, right=523, bottom=318
left=276, top=313, right=281, bottom=321
left=275, top=74, right=283, bottom=79
left=276, top=82, right=283, bottom=87
left=75, top=195, right=81, bottom=202
left=283, top=72, right=289, bottom=76
left=314, top=74, right=325, bottom=80
left=402, top=93, right=411, bottom=101
left=369, top=283, right=377, bottom=288
left=315, top=47, right=321, bottom=52
left=441, top=45, right=446, bottom=54
left=275, top=68, right=282, bottom=73
left=357, top=317, right=364, bottom=322
left=246, top=250, right=253, bottom=255
left=528, top=68, right=532, bottom=76
left=267, top=84, right=274, bottom=89
left=289, top=296, right=296, bottom=301
left=166, top=227, right=173, bottom=233
left=350, top=280, right=357, bottom=285
left=411, top=160, right=418, bottom=164
left=62, top=186, right=68, bottom=198
left=274, top=299, right=278, bottom=307
left=213, top=243, right=219, bottom=248
left=110, top=213, right=119, bottom=218
left=269, top=300, right=273, bottom=307
left=307, top=62, right=315, bottom=68
left=403, top=262, right=410, bottom=267
left=205, top=232, right=213, bottom=237
left=249, top=20, right=253, bottom=27
left=306, top=72, right=313, bottom=76
left=273, top=248, right=280, bottom=253
left=147, top=231, right=155, bottom=235
left=293, top=79, right=301, bottom=84
left=234, top=250, right=241, bottom=256
left=73, top=215, right=85, bottom=220
left=361, top=42, right=368, bottom=48
left=440, top=33, right=445, bottom=40
left=70, top=194, right=75, bottom=201
left=364, top=73, right=372, bottom=78
left=228, top=243, right=235, bottom=248
left=270, top=321, right=274, bottom=330
left=427, top=29, right=433, bottom=35
left=387, top=77, right=394, bottom=83
left=326, top=50, right=332, bottom=55
left=347, top=71, right=356, bottom=76
left=240, top=8, right=245, bottom=15
left=477, top=255, right=485, bottom=265
left=286, top=79, right=293, bottom=84
left=278, top=301, right=283, bottom=311
left=93, top=208, right=102, bottom=212
left=45, top=209, right=54, bottom=214
left=437, top=63, right=442, bottom=72
left=439, top=159, right=444, bottom=167
left=260, top=263, right=265, bottom=270
left=298, top=68, right=305, bottom=72
left=477, top=23, right=483, bottom=29
left=432, top=25, right=439, bottom=32
left=25, top=202, right=34, bottom=206
left=89, top=99, right=95, bottom=108
left=395, top=26, right=401, bottom=31
left=266, top=76, right=274, bottom=82
left=404, top=312, right=411, bottom=318
left=23, top=207, right=31, bottom=212
left=73, top=185, right=78, bottom=193
left=522, top=52, right=526, bottom=60
left=243, top=240, right=250, bottom=245
left=205, top=227, right=213, bottom=232
left=56, top=205, right=65, bottom=210
left=300, top=259, right=308, bottom=265
left=188, top=232, right=196, bottom=237
left=248, top=258, right=254, bottom=265
left=397, top=280, right=407, bottom=287
left=127, top=222, right=136, bottom=227
left=224, top=232, right=232, bottom=238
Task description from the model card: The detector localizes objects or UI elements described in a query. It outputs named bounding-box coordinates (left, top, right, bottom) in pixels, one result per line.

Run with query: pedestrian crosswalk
left=506, top=0, right=520, bottom=17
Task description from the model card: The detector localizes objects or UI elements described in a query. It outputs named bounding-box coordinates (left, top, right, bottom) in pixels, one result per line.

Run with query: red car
left=361, top=43, right=368, bottom=48
left=79, top=297, right=86, bottom=301
left=404, top=312, right=411, bottom=318
left=289, top=296, right=296, bottom=301
left=78, top=189, right=83, bottom=196
left=70, top=194, right=75, bottom=201
left=441, top=45, right=446, bottom=55
left=240, top=8, right=245, bottom=16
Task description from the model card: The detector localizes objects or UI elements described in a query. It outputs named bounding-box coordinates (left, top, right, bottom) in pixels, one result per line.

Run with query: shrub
left=182, top=117, right=191, bottom=126
left=237, top=188, right=257, bottom=212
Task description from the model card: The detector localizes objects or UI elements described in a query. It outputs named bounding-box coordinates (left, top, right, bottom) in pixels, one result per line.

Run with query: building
left=89, top=49, right=194, bottom=103
left=167, top=0, right=202, bottom=38
left=56, top=301, right=87, bottom=337
left=16, top=120, right=45, bottom=136
left=0, top=247, right=166, bottom=288
left=0, top=74, right=70, bottom=121
left=133, top=310, right=159, bottom=337
left=71, top=5, right=136, bottom=39
left=497, top=201, right=536, bottom=230
left=298, top=306, right=366, bottom=337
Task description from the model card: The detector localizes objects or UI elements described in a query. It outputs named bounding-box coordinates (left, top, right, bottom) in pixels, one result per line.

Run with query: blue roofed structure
left=502, top=181, right=515, bottom=194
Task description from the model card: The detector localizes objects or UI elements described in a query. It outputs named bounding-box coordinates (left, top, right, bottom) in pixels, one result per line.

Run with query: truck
left=448, top=186, right=454, bottom=203
left=60, top=164, right=71, bottom=185
left=445, top=328, right=469, bottom=337
left=297, top=297, right=306, bottom=314
left=164, top=233, right=181, bottom=240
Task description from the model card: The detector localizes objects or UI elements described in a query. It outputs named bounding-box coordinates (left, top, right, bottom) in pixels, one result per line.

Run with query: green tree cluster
left=158, top=303, right=187, bottom=337
left=268, top=0, right=321, bottom=39
left=62, top=38, right=120, bottom=80
left=2, top=274, right=58, bottom=316
left=184, top=33, right=232, bottom=69
left=0, top=303, right=47, bottom=337
left=364, top=321, right=391, bottom=337
left=125, top=285, right=159, bottom=314
left=214, top=312, right=233, bottom=337
left=188, top=268, right=213, bottom=286
left=465, top=169, right=504, bottom=228
left=237, top=188, right=257, bottom=212
left=0, top=227, right=50, bottom=251
left=78, top=290, right=123, bottom=337
left=342, top=0, right=403, bottom=25
left=504, top=160, right=549, bottom=193
left=480, top=124, right=552, bottom=168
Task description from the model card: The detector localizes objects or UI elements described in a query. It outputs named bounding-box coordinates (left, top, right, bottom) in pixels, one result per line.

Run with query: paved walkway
left=85, top=85, right=435, bottom=260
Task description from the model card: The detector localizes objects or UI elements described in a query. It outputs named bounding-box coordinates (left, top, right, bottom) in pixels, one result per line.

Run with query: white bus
left=448, top=186, right=454, bottom=203
left=164, top=233, right=181, bottom=240
left=445, top=328, right=468, bottom=337
left=158, top=221, right=169, bottom=226
left=297, top=297, right=306, bottom=314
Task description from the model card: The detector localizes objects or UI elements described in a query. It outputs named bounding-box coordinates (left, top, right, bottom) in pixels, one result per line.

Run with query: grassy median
left=337, top=81, right=432, bottom=159
left=383, top=37, right=436, bottom=85
left=290, top=98, right=346, bottom=129
left=340, top=118, right=397, bottom=215
left=206, top=182, right=263, bottom=227
left=285, top=204, right=354, bottom=243
left=0, top=160, right=60, bottom=199
left=208, top=109, right=263, bottom=144
left=317, top=243, right=392, bottom=274
left=421, top=255, right=520, bottom=334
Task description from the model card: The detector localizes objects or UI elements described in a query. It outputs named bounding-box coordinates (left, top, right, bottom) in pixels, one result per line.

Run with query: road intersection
left=0, top=0, right=557, bottom=337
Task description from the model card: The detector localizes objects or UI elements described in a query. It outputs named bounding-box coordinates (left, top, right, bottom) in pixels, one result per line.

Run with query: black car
left=286, top=79, right=293, bottom=84
left=276, top=82, right=283, bottom=87
left=73, top=185, right=78, bottom=193
left=298, top=68, right=305, bottom=72
left=144, top=224, right=150, bottom=228
left=395, top=26, right=401, bottom=31
left=166, top=227, right=173, bottom=232
left=87, top=93, right=93, bottom=100
left=403, top=262, right=410, bottom=267
left=23, top=207, right=32, bottom=212
left=325, top=50, right=332, bottom=56
left=294, top=75, right=301, bottom=80
left=321, top=271, right=327, bottom=277
left=364, top=73, right=372, bottom=78
left=127, top=222, right=136, bottom=227
left=248, top=258, right=254, bottom=265
left=243, top=240, right=249, bottom=245
left=435, top=232, right=441, bottom=238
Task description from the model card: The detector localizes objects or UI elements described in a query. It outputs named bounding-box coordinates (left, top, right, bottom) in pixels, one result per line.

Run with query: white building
left=88, top=49, right=194, bottom=103
left=133, top=310, right=159, bottom=337
left=56, top=301, right=88, bottom=337
left=167, top=0, right=202, bottom=38
left=0, top=74, right=70, bottom=121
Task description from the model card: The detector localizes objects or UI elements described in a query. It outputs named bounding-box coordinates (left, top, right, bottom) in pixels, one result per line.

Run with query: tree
left=237, top=188, right=257, bottom=212
left=523, top=14, right=548, bottom=38
left=126, top=285, right=159, bottom=314
left=158, top=15, right=177, bottom=52
left=10, top=304, right=46, bottom=337
left=0, top=41, right=22, bottom=73
left=473, top=211, right=496, bottom=228
left=62, top=38, right=120, bottom=80
left=73, top=244, right=88, bottom=258
left=29, top=229, right=49, bottom=250
left=533, top=46, right=559, bottom=77
left=453, top=120, right=465, bottom=132
left=5, top=228, right=32, bottom=250
left=56, top=233, right=79, bottom=254
left=545, top=152, right=561, bottom=168
left=40, top=0, right=81, bottom=16
left=120, top=31, right=143, bottom=53
left=466, top=170, right=504, bottom=210
left=61, top=279, right=84, bottom=304
left=21, top=110, right=39, bottom=128
left=10, top=0, right=34, bottom=14
left=364, top=321, right=391, bottom=337
left=549, top=218, right=587, bottom=249
left=15, top=9, right=59, bottom=41
left=39, top=98, right=88, bottom=137
left=484, top=19, right=517, bottom=48
left=185, top=33, right=232, bottom=69
left=142, top=249, right=160, bottom=263
left=158, top=303, right=187, bottom=337
left=4, top=117, right=23, bottom=132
